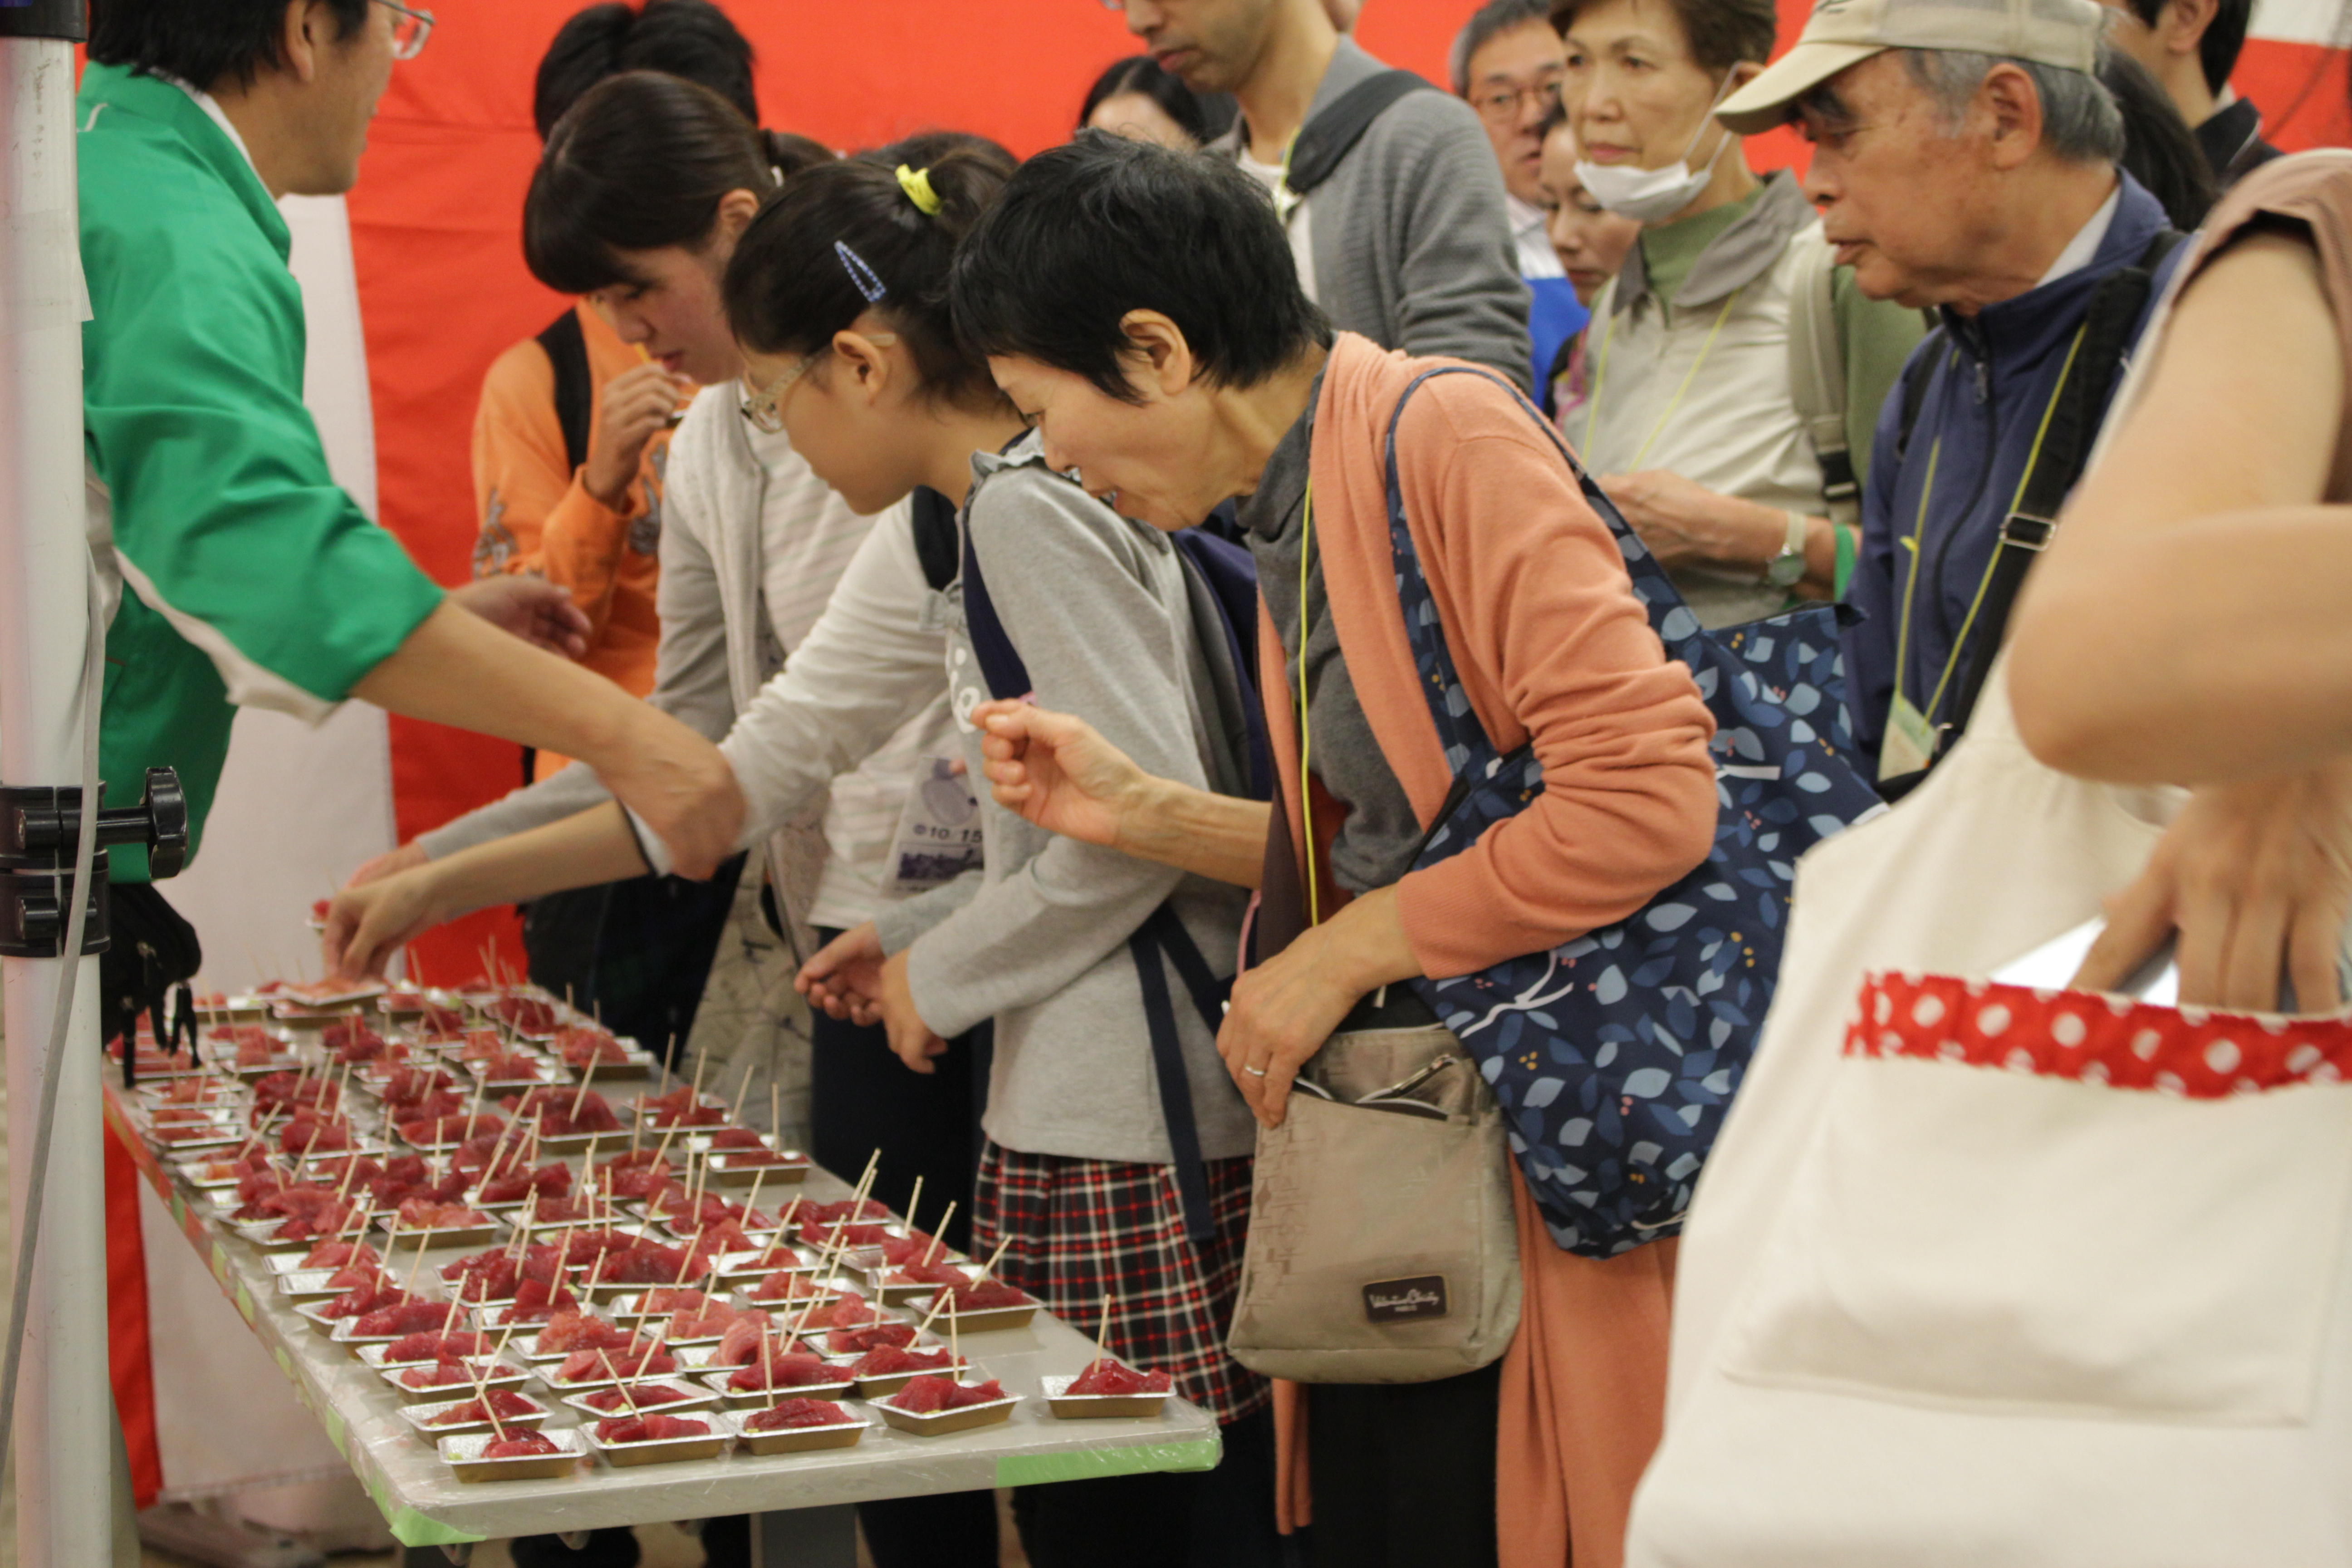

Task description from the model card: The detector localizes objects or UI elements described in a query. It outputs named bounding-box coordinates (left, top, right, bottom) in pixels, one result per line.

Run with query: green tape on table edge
left=995, top=1436, right=1221, bottom=1488
left=387, top=1502, right=484, bottom=1549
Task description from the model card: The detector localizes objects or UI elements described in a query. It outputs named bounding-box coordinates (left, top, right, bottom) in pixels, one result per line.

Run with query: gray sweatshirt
left=872, top=440, right=1257, bottom=1166
left=1213, top=36, right=1532, bottom=390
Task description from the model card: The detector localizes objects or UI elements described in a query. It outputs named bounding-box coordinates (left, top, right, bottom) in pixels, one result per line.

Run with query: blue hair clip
left=834, top=240, right=887, bottom=304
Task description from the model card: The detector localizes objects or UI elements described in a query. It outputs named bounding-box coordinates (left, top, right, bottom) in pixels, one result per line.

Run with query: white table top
left=110, top=1045, right=1219, bottom=1549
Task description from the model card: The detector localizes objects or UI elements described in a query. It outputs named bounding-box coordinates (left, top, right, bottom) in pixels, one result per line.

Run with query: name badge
left=1879, top=694, right=1937, bottom=784
left=881, top=755, right=985, bottom=896
left=1362, top=1274, right=1449, bottom=1324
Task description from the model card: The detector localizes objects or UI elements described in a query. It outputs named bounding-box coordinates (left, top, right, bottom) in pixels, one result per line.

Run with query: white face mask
left=1574, top=71, right=1740, bottom=223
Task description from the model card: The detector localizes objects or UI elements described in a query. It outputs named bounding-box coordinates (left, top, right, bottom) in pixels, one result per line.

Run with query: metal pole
left=0, top=30, right=114, bottom=1568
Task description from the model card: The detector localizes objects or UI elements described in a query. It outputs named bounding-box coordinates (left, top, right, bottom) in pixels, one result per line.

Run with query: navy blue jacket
left=1843, top=173, right=2185, bottom=766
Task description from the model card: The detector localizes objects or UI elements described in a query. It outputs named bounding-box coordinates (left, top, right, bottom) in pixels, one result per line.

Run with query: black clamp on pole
left=0, top=1, right=87, bottom=41
left=0, top=767, right=187, bottom=958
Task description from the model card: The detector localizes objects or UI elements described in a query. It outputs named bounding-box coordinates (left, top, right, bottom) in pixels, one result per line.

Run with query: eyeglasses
left=739, top=335, right=896, bottom=434
left=1472, top=77, right=1563, bottom=122
left=376, top=0, right=434, bottom=60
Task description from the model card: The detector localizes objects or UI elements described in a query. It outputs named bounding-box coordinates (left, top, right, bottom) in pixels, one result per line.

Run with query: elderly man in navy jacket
left=1711, top=0, right=2186, bottom=789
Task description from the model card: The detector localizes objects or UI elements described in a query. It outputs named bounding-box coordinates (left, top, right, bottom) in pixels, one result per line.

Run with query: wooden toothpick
left=1088, top=1292, right=1112, bottom=1379
left=922, top=1203, right=956, bottom=1269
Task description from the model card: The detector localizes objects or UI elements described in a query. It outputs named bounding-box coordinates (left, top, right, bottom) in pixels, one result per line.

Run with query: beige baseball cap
left=1715, top=0, right=2107, bottom=134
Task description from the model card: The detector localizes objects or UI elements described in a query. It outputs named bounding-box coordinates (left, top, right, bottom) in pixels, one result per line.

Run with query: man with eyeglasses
left=75, top=0, right=743, bottom=926
left=1451, top=0, right=1587, bottom=401
left=1106, top=0, right=1534, bottom=387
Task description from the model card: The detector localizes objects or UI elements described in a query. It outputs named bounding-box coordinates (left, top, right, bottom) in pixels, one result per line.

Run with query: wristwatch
left=1764, top=512, right=1809, bottom=589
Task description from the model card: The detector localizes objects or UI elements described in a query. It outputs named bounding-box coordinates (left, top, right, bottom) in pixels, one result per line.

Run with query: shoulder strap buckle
left=1999, top=512, right=2056, bottom=552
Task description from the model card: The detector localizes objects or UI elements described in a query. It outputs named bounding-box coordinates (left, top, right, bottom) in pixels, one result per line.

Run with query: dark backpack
left=537, top=308, right=594, bottom=475
left=955, top=485, right=1269, bottom=1246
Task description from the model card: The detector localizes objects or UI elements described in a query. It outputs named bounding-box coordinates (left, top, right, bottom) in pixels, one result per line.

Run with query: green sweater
left=78, top=65, right=442, bottom=879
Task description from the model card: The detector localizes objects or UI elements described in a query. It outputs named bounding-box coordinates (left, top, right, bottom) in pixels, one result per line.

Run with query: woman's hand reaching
left=973, top=699, right=1147, bottom=848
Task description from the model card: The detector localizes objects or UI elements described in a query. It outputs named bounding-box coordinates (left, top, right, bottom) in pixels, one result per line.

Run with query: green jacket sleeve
left=81, top=110, right=442, bottom=717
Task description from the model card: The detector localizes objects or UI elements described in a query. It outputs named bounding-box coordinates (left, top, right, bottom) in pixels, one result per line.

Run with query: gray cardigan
left=872, top=440, right=1257, bottom=1166
left=1214, top=37, right=1532, bottom=390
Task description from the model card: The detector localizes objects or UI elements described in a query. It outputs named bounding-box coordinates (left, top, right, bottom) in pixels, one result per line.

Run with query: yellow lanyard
left=1889, top=323, right=2088, bottom=728
left=1583, top=288, right=1742, bottom=470
left=1296, top=480, right=1321, bottom=930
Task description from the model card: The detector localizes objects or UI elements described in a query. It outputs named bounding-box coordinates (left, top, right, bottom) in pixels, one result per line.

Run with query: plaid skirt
left=974, top=1141, right=1268, bottom=1424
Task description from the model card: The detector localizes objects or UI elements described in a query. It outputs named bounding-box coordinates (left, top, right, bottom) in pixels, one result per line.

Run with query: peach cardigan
left=1257, top=332, right=1718, bottom=1568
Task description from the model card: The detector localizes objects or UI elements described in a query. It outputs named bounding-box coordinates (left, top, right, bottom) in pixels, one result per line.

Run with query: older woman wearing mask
left=1556, top=0, right=1924, bottom=627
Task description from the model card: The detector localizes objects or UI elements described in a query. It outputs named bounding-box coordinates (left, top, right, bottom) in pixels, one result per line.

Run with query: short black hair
left=1078, top=54, right=1214, bottom=144
left=951, top=132, right=1330, bottom=403
left=525, top=71, right=779, bottom=295
left=90, top=0, right=370, bottom=91
left=724, top=139, right=1019, bottom=407
left=1453, top=0, right=1554, bottom=94
left=2121, top=0, right=2252, bottom=94
left=1549, top=0, right=1776, bottom=74
left=534, top=0, right=759, bottom=142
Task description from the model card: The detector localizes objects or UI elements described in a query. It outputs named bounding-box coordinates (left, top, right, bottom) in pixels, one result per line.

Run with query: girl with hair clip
left=329, top=125, right=1004, bottom=1568
left=760, top=152, right=1281, bottom=1568
left=328, top=144, right=1281, bottom=1568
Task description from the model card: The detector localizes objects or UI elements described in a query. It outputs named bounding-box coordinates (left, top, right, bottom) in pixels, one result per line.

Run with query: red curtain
left=105, top=1121, right=162, bottom=1509
left=347, top=0, right=1470, bottom=981
left=346, top=2, right=2347, bottom=983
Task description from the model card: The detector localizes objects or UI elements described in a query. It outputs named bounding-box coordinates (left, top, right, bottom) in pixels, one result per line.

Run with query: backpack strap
left=1889, top=325, right=1950, bottom=471
left=1128, top=904, right=1232, bottom=1246
left=1285, top=70, right=1435, bottom=197
left=957, top=519, right=1033, bottom=702
left=958, top=482, right=1240, bottom=1244
left=1171, top=528, right=1273, bottom=802
left=1937, top=228, right=2186, bottom=752
left=535, top=308, right=594, bottom=477
left=1784, top=236, right=1860, bottom=526
left=908, top=485, right=961, bottom=594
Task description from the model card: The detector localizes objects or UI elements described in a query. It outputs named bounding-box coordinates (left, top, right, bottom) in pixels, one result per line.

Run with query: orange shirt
left=470, top=301, right=670, bottom=776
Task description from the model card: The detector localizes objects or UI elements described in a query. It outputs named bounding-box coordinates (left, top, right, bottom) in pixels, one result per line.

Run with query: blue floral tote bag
left=1387, top=368, right=1885, bottom=1258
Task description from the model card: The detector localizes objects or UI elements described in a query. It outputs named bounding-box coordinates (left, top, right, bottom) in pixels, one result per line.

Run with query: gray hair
left=1451, top=0, right=1555, bottom=96
left=1900, top=46, right=2125, bottom=163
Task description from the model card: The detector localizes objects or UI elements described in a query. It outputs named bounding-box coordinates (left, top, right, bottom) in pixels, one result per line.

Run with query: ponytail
left=526, top=71, right=787, bottom=295
left=723, top=134, right=1018, bottom=407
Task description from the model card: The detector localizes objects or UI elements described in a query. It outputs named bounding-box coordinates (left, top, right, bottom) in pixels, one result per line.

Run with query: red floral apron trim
left=1844, top=971, right=2352, bottom=1098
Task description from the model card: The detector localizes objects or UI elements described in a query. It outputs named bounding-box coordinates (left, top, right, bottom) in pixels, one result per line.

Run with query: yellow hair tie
left=896, top=164, right=942, bottom=217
